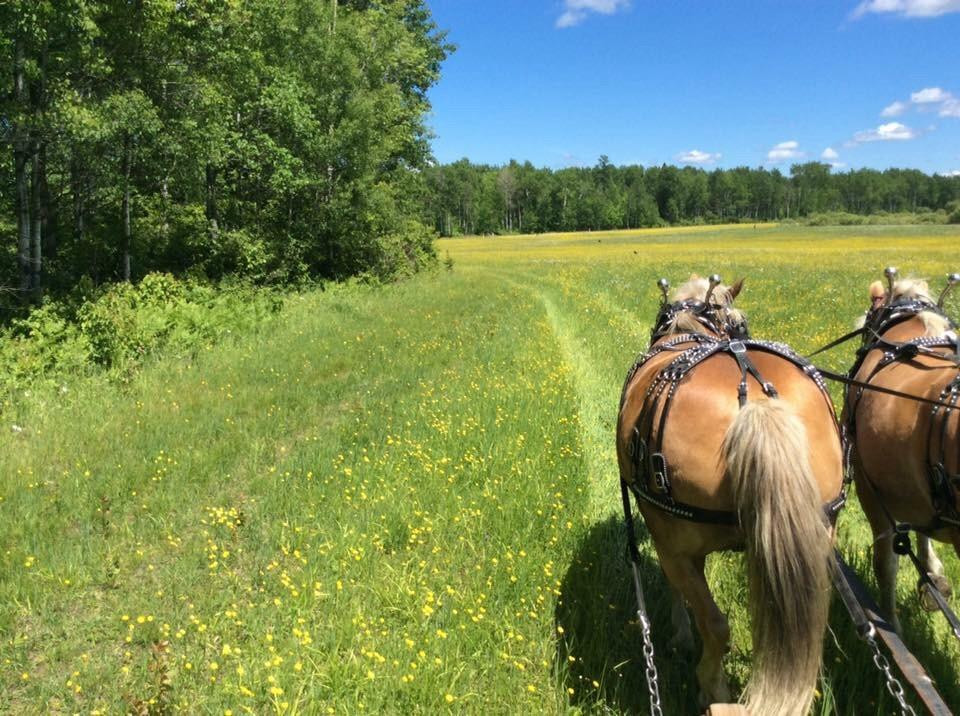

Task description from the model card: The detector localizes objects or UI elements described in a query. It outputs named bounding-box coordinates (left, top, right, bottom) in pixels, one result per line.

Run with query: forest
left=1, top=0, right=450, bottom=304
left=421, top=157, right=960, bottom=236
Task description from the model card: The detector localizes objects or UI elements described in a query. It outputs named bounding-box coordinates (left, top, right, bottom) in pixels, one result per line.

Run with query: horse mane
left=859, top=277, right=950, bottom=337
left=664, top=276, right=743, bottom=337
left=918, top=311, right=951, bottom=337
left=891, top=278, right=933, bottom=303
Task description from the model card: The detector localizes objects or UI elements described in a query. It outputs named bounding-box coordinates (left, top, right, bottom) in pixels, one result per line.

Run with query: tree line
left=421, top=157, right=960, bottom=236
left=1, top=0, right=450, bottom=304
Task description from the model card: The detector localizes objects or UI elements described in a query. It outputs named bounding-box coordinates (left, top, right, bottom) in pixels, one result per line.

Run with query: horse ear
left=729, top=278, right=745, bottom=301
left=869, top=280, right=886, bottom=309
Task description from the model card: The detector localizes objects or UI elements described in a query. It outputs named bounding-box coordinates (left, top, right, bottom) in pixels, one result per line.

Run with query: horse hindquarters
left=722, top=400, right=832, bottom=716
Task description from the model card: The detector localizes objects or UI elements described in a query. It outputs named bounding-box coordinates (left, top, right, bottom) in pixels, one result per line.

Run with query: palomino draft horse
left=617, top=275, right=844, bottom=715
left=846, top=270, right=960, bottom=634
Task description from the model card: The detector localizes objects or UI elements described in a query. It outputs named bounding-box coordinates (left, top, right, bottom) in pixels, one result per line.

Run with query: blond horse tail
left=722, top=400, right=831, bottom=716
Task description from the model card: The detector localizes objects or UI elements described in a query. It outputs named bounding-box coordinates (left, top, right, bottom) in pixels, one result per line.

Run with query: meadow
left=3, top=223, right=960, bottom=714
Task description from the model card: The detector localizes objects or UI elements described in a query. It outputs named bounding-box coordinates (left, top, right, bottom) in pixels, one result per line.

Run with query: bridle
left=847, top=296, right=960, bottom=380
left=650, top=298, right=749, bottom=343
left=864, top=296, right=957, bottom=345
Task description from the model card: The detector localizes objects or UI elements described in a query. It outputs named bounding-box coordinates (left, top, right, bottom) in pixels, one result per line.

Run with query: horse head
left=862, top=269, right=954, bottom=340
left=650, top=273, right=748, bottom=342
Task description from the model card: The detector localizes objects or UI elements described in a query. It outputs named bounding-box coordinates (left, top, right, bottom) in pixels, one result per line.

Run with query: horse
left=616, top=275, right=844, bottom=715
left=845, top=273, right=960, bottom=634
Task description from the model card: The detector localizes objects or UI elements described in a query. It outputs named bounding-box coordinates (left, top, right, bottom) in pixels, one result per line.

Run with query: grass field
left=3, top=224, right=960, bottom=713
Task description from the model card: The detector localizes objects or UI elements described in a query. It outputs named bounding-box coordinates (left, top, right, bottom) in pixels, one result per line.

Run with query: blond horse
left=847, top=277, right=960, bottom=633
left=617, top=276, right=843, bottom=714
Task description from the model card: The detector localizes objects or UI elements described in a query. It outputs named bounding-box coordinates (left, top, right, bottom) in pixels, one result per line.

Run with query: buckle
left=729, top=340, right=746, bottom=354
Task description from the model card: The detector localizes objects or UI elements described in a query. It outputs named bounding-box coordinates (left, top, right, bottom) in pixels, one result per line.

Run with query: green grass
left=3, top=223, right=960, bottom=713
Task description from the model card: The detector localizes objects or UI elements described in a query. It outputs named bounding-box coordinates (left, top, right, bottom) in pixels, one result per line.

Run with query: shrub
left=948, top=201, right=960, bottom=225
left=0, top=273, right=284, bottom=397
left=365, top=219, right=438, bottom=282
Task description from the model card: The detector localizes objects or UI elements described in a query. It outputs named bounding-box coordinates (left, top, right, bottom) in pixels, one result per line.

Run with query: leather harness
left=847, top=298, right=960, bottom=531
left=620, top=305, right=846, bottom=527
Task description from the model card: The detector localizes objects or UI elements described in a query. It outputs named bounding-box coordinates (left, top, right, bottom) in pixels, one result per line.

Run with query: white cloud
left=881, top=100, right=908, bottom=117
left=822, top=147, right=839, bottom=160
left=852, top=121, right=918, bottom=142
left=676, top=149, right=721, bottom=165
left=939, top=98, right=960, bottom=117
left=852, top=0, right=960, bottom=18
left=880, top=87, right=959, bottom=120
left=767, top=140, right=804, bottom=162
left=911, top=87, right=953, bottom=103
left=945, top=170, right=960, bottom=176
left=556, top=0, right=630, bottom=28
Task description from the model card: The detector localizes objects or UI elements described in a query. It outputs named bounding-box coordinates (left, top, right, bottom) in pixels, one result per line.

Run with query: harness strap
left=627, top=480, right=738, bottom=526
left=892, top=529, right=960, bottom=641
left=927, top=377, right=960, bottom=527
left=728, top=340, right=778, bottom=407
left=869, top=334, right=960, bottom=366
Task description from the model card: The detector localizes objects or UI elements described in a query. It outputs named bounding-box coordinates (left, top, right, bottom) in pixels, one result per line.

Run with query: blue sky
left=424, top=0, right=960, bottom=175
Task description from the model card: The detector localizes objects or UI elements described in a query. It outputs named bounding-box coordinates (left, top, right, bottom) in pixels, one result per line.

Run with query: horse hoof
left=698, top=684, right=733, bottom=712
left=918, top=573, right=952, bottom=612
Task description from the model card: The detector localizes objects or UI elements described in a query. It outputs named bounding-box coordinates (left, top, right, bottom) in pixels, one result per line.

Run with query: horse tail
left=722, top=399, right=831, bottom=716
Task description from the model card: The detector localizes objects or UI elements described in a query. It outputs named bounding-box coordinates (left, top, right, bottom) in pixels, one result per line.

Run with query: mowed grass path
left=2, top=223, right=960, bottom=713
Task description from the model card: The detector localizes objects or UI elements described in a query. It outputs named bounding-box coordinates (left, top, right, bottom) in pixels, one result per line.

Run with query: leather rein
left=805, top=299, right=960, bottom=410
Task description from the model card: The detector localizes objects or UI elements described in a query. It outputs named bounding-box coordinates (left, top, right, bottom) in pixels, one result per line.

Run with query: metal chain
left=622, top=480, right=663, bottom=716
left=864, top=626, right=916, bottom=716
left=637, top=611, right=663, bottom=716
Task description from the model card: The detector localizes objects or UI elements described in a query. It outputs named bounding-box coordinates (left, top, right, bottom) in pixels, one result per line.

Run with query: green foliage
left=948, top=200, right=960, bottom=225
left=422, top=158, right=960, bottom=235
left=793, top=210, right=949, bottom=227
left=1, top=0, right=451, bottom=297
left=0, top=273, right=283, bottom=396
left=364, top=219, right=438, bottom=282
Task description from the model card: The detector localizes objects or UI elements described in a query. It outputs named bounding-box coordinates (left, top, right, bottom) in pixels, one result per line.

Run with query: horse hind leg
left=874, top=532, right=902, bottom=634
left=917, top=534, right=952, bottom=611
left=667, top=585, right=695, bottom=653
left=658, top=552, right=731, bottom=707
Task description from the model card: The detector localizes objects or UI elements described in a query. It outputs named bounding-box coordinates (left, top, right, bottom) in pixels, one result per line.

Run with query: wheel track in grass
left=488, top=267, right=626, bottom=520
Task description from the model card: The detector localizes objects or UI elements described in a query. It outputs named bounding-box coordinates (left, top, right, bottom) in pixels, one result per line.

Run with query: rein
left=816, top=367, right=960, bottom=410
left=804, top=301, right=960, bottom=407
left=805, top=326, right=866, bottom=358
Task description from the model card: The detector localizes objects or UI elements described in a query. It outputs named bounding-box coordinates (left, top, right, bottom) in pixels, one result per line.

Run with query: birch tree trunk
left=206, top=163, right=220, bottom=238
left=14, top=36, right=31, bottom=294
left=30, top=138, right=42, bottom=296
left=122, top=137, right=132, bottom=282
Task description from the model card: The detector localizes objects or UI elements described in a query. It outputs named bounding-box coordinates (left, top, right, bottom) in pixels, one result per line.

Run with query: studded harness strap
left=619, top=326, right=846, bottom=526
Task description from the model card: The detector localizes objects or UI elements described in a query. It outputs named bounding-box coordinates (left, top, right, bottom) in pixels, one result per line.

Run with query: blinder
left=650, top=299, right=749, bottom=342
